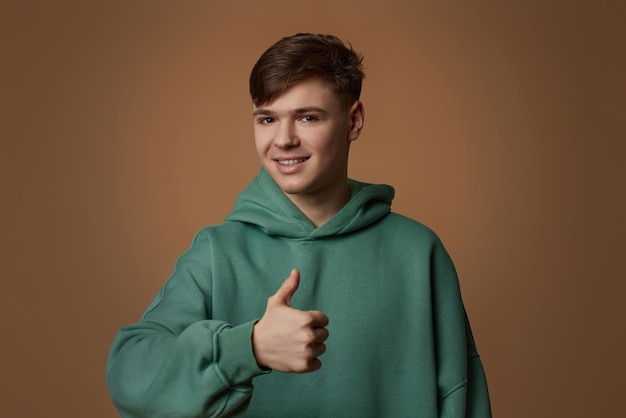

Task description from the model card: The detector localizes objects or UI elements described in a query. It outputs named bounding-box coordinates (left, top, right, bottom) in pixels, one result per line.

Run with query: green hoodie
left=106, top=168, right=491, bottom=417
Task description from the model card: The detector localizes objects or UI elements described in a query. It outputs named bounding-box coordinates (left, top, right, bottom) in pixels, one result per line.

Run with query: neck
left=285, top=183, right=351, bottom=228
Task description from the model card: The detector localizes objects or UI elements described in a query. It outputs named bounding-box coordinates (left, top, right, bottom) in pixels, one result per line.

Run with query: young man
left=107, top=33, right=492, bottom=417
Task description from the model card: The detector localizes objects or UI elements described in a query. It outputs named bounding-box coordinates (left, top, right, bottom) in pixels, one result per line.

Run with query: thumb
left=271, top=268, right=300, bottom=307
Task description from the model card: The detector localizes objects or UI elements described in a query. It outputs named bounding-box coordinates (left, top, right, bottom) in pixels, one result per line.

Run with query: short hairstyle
left=249, top=33, right=365, bottom=108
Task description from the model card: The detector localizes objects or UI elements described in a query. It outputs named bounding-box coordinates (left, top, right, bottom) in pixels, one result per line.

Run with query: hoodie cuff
left=216, top=320, right=269, bottom=386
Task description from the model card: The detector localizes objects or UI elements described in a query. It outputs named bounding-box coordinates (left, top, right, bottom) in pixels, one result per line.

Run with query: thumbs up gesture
left=252, top=269, right=330, bottom=373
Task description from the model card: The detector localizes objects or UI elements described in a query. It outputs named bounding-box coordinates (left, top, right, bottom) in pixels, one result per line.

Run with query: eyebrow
left=252, top=106, right=328, bottom=117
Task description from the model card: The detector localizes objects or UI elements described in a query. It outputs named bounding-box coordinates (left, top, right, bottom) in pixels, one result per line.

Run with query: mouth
left=276, top=157, right=309, bottom=166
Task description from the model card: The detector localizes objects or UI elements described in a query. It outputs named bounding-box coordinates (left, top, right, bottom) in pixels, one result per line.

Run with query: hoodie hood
left=224, top=168, right=394, bottom=239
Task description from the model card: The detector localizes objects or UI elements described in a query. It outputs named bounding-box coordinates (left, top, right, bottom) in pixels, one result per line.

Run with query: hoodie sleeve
left=106, top=231, right=268, bottom=418
left=430, top=239, right=492, bottom=418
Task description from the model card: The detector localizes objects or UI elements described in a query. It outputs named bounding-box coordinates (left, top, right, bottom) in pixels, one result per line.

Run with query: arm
left=106, top=231, right=266, bottom=418
left=430, top=239, right=492, bottom=418
left=438, top=314, right=492, bottom=418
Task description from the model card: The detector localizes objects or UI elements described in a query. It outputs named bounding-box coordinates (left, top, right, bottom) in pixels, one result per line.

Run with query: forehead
left=253, top=78, right=341, bottom=111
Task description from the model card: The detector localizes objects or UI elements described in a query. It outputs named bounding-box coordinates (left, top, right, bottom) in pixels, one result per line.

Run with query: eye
left=258, top=117, right=274, bottom=124
left=300, top=115, right=318, bottom=123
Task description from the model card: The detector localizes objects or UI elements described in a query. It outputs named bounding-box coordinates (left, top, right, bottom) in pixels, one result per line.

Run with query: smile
left=277, top=158, right=309, bottom=165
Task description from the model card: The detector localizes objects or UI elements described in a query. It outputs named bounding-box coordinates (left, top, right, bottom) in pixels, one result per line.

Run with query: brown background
left=2, top=1, right=625, bottom=417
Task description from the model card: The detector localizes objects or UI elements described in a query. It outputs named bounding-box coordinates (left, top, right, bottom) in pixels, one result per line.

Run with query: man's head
left=249, top=34, right=366, bottom=224
left=250, top=33, right=365, bottom=109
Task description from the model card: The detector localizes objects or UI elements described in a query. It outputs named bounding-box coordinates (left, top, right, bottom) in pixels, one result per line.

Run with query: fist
left=252, top=269, right=330, bottom=373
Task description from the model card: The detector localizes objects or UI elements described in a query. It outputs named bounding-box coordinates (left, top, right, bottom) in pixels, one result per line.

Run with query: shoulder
left=195, top=220, right=252, bottom=237
left=382, top=212, right=440, bottom=242
left=365, top=212, right=451, bottom=259
left=191, top=221, right=266, bottom=252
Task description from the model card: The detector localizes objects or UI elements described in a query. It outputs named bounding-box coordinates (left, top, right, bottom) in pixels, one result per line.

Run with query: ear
left=347, top=101, right=364, bottom=141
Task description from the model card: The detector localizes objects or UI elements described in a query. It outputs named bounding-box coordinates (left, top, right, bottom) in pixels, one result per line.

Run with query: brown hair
left=249, top=33, right=365, bottom=107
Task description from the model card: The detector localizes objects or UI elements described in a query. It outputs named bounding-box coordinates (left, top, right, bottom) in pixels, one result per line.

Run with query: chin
left=265, top=171, right=303, bottom=193
left=277, top=183, right=306, bottom=195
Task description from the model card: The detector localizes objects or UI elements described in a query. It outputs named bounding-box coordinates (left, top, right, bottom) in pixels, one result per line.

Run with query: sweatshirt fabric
left=106, top=168, right=492, bottom=417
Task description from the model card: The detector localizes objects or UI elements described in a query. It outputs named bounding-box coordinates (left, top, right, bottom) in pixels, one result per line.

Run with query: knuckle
left=294, top=359, right=310, bottom=373
left=299, top=345, right=315, bottom=359
left=300, top=328, right=315, bottom=342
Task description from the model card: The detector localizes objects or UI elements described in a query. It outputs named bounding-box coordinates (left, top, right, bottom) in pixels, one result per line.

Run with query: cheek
left=253, top=130, right=269, bottom=154
left=324, top=130, right=350, bottom=153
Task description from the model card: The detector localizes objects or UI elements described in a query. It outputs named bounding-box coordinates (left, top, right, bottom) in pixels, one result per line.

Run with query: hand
left=252, top=269, right=329, bottom=373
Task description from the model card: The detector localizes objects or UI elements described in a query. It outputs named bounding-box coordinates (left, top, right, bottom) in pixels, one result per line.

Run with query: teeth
left=278, top=159, right=306, bottom=165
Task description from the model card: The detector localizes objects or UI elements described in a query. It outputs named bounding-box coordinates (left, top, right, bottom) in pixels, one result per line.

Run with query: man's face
left=253, top=78, right=363, bottom=204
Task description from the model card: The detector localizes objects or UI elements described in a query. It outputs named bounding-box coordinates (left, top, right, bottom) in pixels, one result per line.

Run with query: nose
left=273, top=121, right=299, bottom=149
